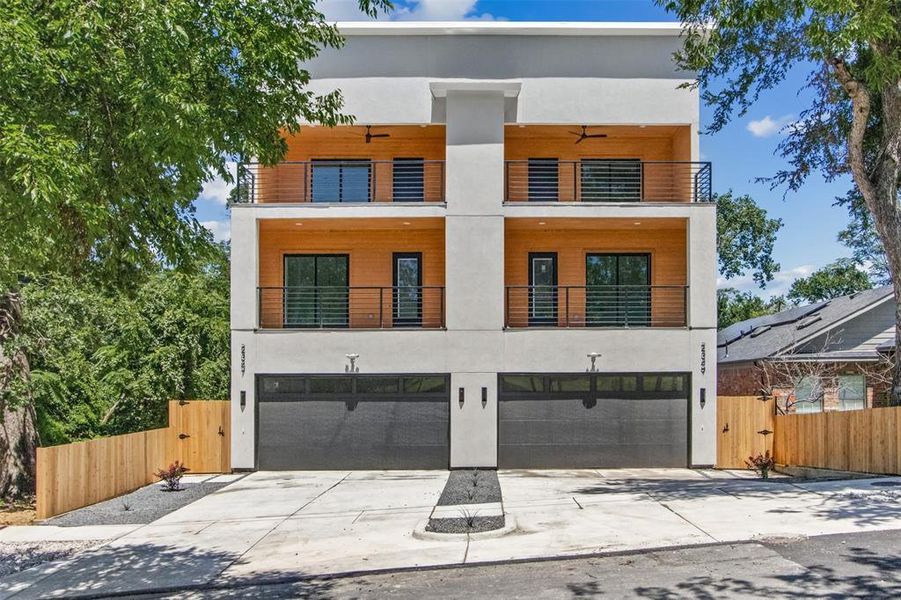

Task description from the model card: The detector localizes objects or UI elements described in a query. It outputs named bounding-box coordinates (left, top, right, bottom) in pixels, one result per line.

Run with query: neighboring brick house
left=718, top=287, right=896, bottom=413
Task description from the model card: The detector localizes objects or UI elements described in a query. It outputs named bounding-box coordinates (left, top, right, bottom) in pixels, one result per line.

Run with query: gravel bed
left=44, top=479, right=231, bottom=527
left=437, top=470, right=502, bottom=506
left=425, top=515, right=506, bottom=534
left=0, top=540, right=104, bottom=578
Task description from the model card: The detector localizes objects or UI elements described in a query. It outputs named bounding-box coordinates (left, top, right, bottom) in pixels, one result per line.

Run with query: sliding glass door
left=284, top=255, right=349, bottom=327
left=529, top=253, right=558, bottom=325
left=585, top=254, right=650, bottom=326
left=393, top=253, right=422, bottom=326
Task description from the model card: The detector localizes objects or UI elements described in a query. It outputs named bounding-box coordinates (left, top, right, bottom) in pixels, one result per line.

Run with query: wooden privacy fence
left=716, top=396, right=776, bottom=469
left=36, top=400, right=230, bottom=520
left=774, top=406, right=901, bottom=475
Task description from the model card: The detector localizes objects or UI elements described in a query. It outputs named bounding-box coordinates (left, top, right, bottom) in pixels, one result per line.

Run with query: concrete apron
left=5, top=469, right=901, bottom=599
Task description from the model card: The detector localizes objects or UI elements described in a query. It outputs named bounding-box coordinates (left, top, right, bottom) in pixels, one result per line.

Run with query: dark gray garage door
left=498, top=373, right=689, bottom=468
left=256, top=374, right=449, bottom=470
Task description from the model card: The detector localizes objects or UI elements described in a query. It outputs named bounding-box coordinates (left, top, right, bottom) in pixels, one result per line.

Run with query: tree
left=787, top=259, right=873, bottom=304
left=0, top=0, right=389, bottom=499
left=716, top=191, right=783, bottom=288
left=835, top=188, right=891, bottom=285
left=659, top=0, right=901, bottom=403
left=717, top=288, right=788, bottom=329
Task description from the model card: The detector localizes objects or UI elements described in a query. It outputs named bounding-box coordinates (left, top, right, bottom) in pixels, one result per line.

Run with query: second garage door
left=498, top=373, right=689, bottom=468
left=256, top=374, right=449, bottom=470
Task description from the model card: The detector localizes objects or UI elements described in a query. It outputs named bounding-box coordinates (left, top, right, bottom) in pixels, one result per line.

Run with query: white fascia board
left=336, top=21, right=686, bottom=37
left=430, top=80, right=522, bottom=98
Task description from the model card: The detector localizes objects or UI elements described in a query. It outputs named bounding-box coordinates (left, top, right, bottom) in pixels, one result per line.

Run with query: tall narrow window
left=311, top=160, right=371, bottom=202
left=393, top=253, right=422, bottom=327
left=283, top=255, right=349, bottom=328
left=528, top=158, right=559, bottom=201
left=581, top=159, right=641, bottom=201
left=529, top=253, right=558, bottom=325
left=585, top=254, right=650, bottom=326
left=393, top=158, right=425, bottom=201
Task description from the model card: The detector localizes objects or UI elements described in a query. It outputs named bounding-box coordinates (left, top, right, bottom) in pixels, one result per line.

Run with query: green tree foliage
left=659, top=0, right=901, bottom=402
left=717, top=288, right=788, bottom=329
left=0, top=0, right=389, bottom=286
left=835, top=188, right=891, bottom=285
left=787, top=258, right=873, bottom=304
left=716, top=191, right=783, bottom=287
left=13, top=246, right=229, bottom=446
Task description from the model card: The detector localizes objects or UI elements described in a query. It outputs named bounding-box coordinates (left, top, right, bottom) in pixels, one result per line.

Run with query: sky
left=194, top=0, right=856, bottom=299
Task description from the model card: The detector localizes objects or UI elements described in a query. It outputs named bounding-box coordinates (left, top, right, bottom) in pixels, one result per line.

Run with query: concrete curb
left=412, top=515, right=518, bottom=541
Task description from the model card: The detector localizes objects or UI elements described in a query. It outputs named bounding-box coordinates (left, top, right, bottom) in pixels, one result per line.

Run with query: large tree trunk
left=0, top=291, right=37, bottom=500
left=831, top=58, right=901, bottom=405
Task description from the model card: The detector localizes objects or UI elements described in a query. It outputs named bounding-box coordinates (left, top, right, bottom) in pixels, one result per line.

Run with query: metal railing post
left=379, top=287, right=384, bottom=328
left=564, top=287, right=570, bottom=327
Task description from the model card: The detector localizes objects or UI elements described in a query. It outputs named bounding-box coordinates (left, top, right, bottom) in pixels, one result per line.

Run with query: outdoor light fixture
left=587, top=352, right=601, bottom=372
left=700, top=388, right=707, bottom=408
left=345, top=353, right=359, bottom=373
left=240, top=391, right=246, bottom=411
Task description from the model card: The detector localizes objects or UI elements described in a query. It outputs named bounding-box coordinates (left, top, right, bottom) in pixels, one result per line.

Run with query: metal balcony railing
left=505, top=285, right=688, bottom=328
left=235, top=160, right=445, bottom=204
left=258, top=286, right=445, bottom=329
left=504, top=160, right=713, bottom=203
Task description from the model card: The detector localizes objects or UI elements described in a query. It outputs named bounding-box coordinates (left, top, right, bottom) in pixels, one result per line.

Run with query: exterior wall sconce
left=345, top=353, right=360, bottom=373
left=587, top=352, right=601, bottom=372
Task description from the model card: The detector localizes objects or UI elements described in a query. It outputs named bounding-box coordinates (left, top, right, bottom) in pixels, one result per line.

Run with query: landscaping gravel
left=44, top=479, right=232, bottom=527
left=0, top=540, right=104, bottom=578
left=437, top=470, right=502, bottom=506
left=425, top=515, right=506, bottom=534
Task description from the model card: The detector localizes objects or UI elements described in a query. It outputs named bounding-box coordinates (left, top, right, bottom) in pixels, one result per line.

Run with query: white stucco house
left=229, top=22, right=718, bottom=471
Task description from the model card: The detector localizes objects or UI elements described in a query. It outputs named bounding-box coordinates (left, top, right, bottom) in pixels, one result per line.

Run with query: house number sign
left=241, top=344, right=246, bottom=377
left=700, top=342, right=706, bottom=375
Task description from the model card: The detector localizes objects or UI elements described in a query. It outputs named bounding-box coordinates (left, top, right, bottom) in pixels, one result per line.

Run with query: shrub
left=155, top=461, right=190, bottom=491
left=746, top=451, right=776, bottom=479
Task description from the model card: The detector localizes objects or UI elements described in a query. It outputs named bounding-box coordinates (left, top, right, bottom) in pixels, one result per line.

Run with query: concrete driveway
left=4, top=469, right=901, bottom=598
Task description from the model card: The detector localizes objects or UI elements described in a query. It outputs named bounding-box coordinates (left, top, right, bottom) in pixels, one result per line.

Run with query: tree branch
left=829, top=58, right=876, bottom=203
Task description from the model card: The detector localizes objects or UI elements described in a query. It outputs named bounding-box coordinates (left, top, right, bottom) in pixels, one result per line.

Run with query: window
left=501, top=375, right=545, bottom=393
left=585, top=254, right=651, bottom=327
left=529, top=253, right=558, bottom=325
left=581, top=159, right=641, bottom=201
left=838, top=375, right=866, bottom=411
left=528, top=158, right=559, bottom=201
left=393, top=253, right=422, bottom=327
left=393, top=158, right=425, bottom=201
left=283, top=255, right=349, bottom=328
left=794, top=376, right=823, bottom=413
left=311, top=160, right=371, bottom=202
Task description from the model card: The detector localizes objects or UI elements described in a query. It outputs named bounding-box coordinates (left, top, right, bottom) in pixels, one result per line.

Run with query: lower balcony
left=504, top=285, right=688, bottom=328
left=259, top=286, right=445, bottom=329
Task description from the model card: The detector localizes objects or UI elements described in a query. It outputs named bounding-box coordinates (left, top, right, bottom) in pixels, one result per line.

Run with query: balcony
left=505, top=285, right=688, bottom=328
left=504, top=160, right=712, bottom=203
left=235, top=160, right=446, bottom=204
left=259, top=286, right=446, bottom=329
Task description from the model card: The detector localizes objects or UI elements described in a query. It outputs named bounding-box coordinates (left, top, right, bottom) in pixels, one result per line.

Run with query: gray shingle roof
left=717, top=286, right=895, bottom=364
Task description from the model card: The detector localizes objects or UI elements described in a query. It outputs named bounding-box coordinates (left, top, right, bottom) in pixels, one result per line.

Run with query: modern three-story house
left=230, top=22, right=717, bottom=471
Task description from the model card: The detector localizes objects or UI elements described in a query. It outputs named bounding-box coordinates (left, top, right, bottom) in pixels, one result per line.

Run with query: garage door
left=256, top=374, right=449, bottom=470
left=498, top=373, right=689, bottom=468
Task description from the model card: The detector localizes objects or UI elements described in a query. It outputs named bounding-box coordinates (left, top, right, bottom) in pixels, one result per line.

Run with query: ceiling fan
left=570, top=125, right=607, bottom=144
left=363, top=125, right=390, bottom=144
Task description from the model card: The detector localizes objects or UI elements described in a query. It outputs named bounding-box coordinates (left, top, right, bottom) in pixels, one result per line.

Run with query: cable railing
left=505, top=285, right=688, bottom=328
left=504, top=160, right=713, bottom=203
left=258, top=286, right=445, bottom=329
left=235, top=160, right=445, bottom=204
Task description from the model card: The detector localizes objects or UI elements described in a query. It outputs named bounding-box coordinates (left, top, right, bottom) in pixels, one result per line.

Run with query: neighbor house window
left=838, top=375, right=866, bottom=411
left=794, top=376, right=823, bottom=413
left=311, top=159, right=371, bottom=202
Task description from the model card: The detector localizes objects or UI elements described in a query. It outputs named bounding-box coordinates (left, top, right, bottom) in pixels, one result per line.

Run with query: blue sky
left=194, top=0, right=855, bottom=297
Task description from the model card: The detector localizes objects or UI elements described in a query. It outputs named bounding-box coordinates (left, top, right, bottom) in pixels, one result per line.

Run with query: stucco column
left=443, top=88, right=508, bottom=468
left=230, top=207, right=259, bottom=469
left=687, top=206, right=718, bottom=466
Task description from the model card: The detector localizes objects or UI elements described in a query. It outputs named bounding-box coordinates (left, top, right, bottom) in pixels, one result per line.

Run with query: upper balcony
left=235, top=125, right=446, bottom=205
left=504, top=125, right=711, bottom=204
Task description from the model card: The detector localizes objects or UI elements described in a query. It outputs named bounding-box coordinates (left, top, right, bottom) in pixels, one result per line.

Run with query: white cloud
left=718, top=264, right=815, bottom=299
left=746, top=114, right=796, bottom=138
left=201, top=219, right=230, bottom=243
left=198, top=161, right=237, bottom=206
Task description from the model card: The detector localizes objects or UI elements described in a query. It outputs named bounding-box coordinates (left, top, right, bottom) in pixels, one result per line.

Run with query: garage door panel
left=257, top=375, right=449, bottom=470
left=498, top=373, right=689, bottom=469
